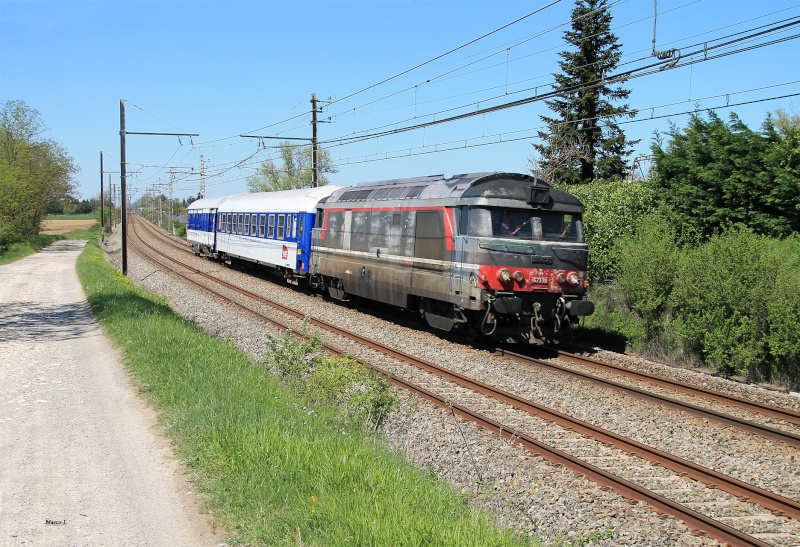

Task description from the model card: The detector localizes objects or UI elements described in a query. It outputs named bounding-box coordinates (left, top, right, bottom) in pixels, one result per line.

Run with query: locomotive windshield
left=462, top=207, right=583, bottom=243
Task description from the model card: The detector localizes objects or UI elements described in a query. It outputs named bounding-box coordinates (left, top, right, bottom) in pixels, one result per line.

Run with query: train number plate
left=532, top=276, right=548, bottom=284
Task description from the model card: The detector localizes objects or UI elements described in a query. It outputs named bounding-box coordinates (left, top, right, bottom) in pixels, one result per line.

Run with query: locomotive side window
left=268, top=214, right=275, bottom=238
left=350, top=211, right=369, bottom=252
left=259, top=214, right=266, bottom=237
left=278, top=214, right=285, bottom=239
left=324, top=211, right=344, bottom=249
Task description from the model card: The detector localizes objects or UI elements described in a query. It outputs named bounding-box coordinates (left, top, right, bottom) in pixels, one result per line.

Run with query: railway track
left=126, top=216, right=800, bottom=545
left=145, top=218, right=800, bottom=447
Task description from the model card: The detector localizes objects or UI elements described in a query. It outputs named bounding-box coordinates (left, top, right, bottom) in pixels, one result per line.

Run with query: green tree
left=651, top=111, right=800, bottom=241
left=246, top=141, right=338, bottom=192
left=531, top=0, right=637, bottom=184
left=0, top=100, right=78, bottom=249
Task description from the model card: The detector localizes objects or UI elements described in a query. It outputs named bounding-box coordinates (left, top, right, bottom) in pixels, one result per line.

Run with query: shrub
left=264, top=327, right=396, bottom=427
left=670, top=226, right=774, bottom=377
left=615, top=212, right=679, bottom=342
left=555, top=178, right=657, bottom=282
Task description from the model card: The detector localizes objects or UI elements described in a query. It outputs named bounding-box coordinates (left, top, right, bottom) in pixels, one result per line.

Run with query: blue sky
left=2, top=0, right=799, bottom=202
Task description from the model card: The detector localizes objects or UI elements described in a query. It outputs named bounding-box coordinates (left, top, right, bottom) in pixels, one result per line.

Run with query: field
left=40, top=219, right=98, bottom=235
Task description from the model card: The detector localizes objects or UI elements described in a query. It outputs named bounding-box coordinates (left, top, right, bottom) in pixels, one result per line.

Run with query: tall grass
left=76, top=241, right=532, bottom=546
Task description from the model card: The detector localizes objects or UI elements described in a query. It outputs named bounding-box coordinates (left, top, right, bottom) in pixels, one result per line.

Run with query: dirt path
left=0, top=240, right=221, bottom=546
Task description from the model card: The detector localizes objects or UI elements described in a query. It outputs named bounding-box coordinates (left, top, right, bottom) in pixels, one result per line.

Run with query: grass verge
left=0, top=224, right=99, bottom=265
left=76, top=240, right=532, bottom=546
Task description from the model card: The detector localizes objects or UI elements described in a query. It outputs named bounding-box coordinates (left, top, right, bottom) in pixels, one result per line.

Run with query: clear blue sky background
left=2, top=0, right=799, bottom=202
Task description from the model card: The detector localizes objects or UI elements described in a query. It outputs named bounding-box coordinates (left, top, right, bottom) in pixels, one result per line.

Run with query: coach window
left=219, top=214, right=225, bottom=232
left=251, top=215, right=257, bottom=236
left=227, top=214, right=232, bottom=233
left=240, top=214, right=245, bottom=234
left=277, top=214, right=285, bottom=239
left=258, top=214, right=265, bottom=237
left=244, top=214, right=250, bottom=235
left=268, top=214, right=275, bottom=238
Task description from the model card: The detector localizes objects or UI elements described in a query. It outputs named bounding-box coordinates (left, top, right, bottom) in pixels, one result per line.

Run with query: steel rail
left=128, top=216, right=800, bottom=532
left=384, top=374, right=773, bottom=547
left=499, top=349, right=800, bottom=449
left=550, top=349, right=800, bottom=426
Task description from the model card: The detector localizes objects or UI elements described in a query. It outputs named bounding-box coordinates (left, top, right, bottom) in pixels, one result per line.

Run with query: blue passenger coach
left=187, top=186, right=341, bottom=281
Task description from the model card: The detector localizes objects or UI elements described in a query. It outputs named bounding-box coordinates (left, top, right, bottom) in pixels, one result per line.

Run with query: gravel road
left=0, top=240, right=220, bottom=546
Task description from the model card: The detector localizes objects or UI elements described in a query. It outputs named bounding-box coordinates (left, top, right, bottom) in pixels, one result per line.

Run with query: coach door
left=211, top=208, right=218, bottom=249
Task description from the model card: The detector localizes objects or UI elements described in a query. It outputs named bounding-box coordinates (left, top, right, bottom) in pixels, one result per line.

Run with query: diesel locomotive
left=187, top=172, right=594, bottom=343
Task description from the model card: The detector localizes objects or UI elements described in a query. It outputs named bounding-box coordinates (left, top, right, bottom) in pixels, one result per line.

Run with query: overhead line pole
left=311, top=93, right=318, bottom=188
left=119, top=99, right=199, bottom=276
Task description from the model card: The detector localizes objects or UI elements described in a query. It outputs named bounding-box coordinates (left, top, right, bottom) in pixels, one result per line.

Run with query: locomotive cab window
left=466, top=207, right=583, bottom=243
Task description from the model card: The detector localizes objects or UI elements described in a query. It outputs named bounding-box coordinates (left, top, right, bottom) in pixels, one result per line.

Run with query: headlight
left=497, top=269, right=512, bottom=283
left=568, top=272, right=580, bottom=286
left=513, top=270, right=524, bottom=282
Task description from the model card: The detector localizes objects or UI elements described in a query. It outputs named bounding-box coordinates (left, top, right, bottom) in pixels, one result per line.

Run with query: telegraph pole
left=100, top=152, right=105, bottom=230
left=120, top=101, right=128, bottom=275
left=311, top=93, right=318, bottom=188
left=199, top=154, right=206, bottom=198
left=240, top=92, right=323, bottom=188
left=119, top=98, right=198, bottom=277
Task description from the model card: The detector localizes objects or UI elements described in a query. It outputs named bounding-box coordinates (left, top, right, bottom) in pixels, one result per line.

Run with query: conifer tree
left=531, top=0, right=637, bottom=184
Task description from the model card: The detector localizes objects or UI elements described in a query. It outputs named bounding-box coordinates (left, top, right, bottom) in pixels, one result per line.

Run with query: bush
left=615, top=212, right=679, bottom=342
left=669, top=226, right=797, bottom=381
left=555, top=179, right=657, bottom=282
left=264, top=326, right=396, bottom=428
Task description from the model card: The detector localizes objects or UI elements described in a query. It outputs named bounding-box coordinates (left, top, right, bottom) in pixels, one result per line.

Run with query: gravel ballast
left=108, top=225, right=800, bottom=546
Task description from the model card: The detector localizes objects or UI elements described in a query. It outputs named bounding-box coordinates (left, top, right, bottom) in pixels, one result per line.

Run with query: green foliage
left=669, top=226, right=773, bottom=376
left=0, top=100, right=78, bottom=249
left=264, top=327, right=396, bottom=428
left=616, top=212, right=679, bottom=341
left=532, top=0, right=637, bottom=184
left=651, top=111, right=800, bottom=241
left=247, top=141, right=338, bottom=192
left=555, top=179, right=657, bottom=282
left=586, top=223, right=799, bottom=386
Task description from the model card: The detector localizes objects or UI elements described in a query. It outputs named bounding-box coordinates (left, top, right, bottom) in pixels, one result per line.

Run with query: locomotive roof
left=189, top=186, right=343, bottom=213
left=326, top=172, right=584, bottom=211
